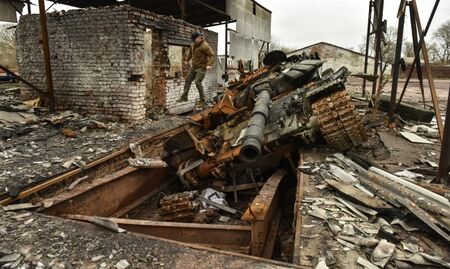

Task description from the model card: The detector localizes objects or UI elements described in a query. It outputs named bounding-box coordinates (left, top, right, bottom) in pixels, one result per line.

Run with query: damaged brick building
left=16, top=5, right=219, bottom=121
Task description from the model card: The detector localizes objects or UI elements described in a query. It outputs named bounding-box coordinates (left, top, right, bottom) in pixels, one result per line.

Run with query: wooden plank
left=325, top=179, right=392, bottom=210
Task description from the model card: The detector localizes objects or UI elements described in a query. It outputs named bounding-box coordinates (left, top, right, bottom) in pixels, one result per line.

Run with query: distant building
left=287, top=42, right=392, bottom=75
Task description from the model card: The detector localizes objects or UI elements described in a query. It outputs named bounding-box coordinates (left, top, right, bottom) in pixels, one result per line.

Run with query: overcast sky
left=2, top=0, right=450, bottom=55
left=255, top=0, right=450, bottom=51
left=208, top=0, right=450, bottom=54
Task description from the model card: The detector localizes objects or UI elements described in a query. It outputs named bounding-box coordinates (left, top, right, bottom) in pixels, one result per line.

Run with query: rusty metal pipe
left=240, top=83, right=271, bottom=163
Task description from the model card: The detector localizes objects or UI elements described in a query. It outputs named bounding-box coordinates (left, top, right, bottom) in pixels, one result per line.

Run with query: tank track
left=311, top=88, right=367, bottom=151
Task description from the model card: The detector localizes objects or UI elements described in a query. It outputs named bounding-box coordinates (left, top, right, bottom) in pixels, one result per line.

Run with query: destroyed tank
left=163, top=51, right=367, bottom=189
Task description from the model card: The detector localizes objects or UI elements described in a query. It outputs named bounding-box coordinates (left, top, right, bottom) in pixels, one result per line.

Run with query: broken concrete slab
left=400, top=131, right=433, bottom=144
left=371, top=239, right=395, bottom=267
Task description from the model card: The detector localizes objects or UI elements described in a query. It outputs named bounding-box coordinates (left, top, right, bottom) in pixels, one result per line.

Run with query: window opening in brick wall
left=168, top=45, right=190, bottom=78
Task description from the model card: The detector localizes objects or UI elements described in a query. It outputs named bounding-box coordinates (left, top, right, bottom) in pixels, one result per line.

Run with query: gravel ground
left=0, top=111, right=189, bottom=196
left=0, top=209, right=294, bottom=269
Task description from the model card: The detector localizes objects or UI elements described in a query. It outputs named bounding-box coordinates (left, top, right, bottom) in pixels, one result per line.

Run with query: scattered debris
left=371, top=239, right=396, bottom=267
left=400, top=131, right=433, bottom=144
left=2, top=203, right=40, bottom=211
left=198, top=188, right=236, bottom=214
left=67, top=176, right=89, bottom=190
left=357, top=256, right=379, bottom=269
left=128, top=158, right=168, bottom=168
left=80, top=216, right=126, bottom=233
left=115, top=259, right=130, bottom=269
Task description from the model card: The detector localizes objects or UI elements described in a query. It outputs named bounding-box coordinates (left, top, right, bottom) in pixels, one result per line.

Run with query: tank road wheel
left=311, top=88, right=367, bottom=151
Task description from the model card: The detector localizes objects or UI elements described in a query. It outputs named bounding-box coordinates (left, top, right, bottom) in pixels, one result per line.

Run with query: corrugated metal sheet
left=227, top=0, right=270, bottom=70
left=226, top=0, right=271, bottom=42
left=229, top=31, right=261, bottom=70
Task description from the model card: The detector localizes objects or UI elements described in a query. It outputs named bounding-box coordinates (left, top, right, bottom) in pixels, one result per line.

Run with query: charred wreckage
left=160, top=51, right=367, bottom=222
left=0, top=50, right=369, bottom=259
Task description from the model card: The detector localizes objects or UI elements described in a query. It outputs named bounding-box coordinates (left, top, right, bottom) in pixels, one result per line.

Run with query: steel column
left=396, top=0, right=440, bottom=108
left=224, top=21, right=229, bottom=82
left=38, top=0, right=55, bottom=111
left=437, top=86, right=450, bottom=184
left=362, top=0, right=373, bottom=97
left=388, top=0, right=406, bottom=120
left=27, top=0, right=31, bottom=14
left=371, top=0, right=384, bottom=95
left=408, top=2, right=426, bottom=108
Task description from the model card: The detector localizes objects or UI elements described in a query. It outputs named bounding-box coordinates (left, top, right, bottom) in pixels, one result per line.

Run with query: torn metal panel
left=0, top=0, right=24, bottom=22
left=226, top=0, right=271, bottom=42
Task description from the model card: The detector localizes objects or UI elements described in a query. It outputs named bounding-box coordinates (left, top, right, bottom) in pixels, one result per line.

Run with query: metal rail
left=0, top=124, right=190, bottom=205
left=41, top=166, right=172, bottom=217
left=65, top=214, right=252, bottom=253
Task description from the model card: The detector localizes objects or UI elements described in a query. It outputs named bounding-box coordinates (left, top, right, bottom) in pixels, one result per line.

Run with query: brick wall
left=16, top=5, right=218, bottom=121
left=400, top=64, right=450, bottom=79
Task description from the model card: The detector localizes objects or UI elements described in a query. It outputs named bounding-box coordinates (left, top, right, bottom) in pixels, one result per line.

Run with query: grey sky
left=256, top=0, right=450, bottom=50
left=3, top=0, right=450, bottom=55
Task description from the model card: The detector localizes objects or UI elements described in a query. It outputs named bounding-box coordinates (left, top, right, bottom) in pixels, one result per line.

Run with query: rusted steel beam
left=396, top=0, right=437, bottom=108
left=437, top=86, right=450, bottom=184
left=242, top=169, right=287, bottom=257
left=410, top=0, right=443, bottom=140
left=65, top=214, right=252, bottom=252
left=408, top=2, right=426, bottom=108
left=371, top=0, right=384, bottom=95
left=0, top=65, right=47, bottom=96
left=293, top=153, right=305, bottom=265
left=388, top=0, right=406, bottom=120
left=0, top=124, right=189, bottom=205
left=41, top=166, right=172, bottom=217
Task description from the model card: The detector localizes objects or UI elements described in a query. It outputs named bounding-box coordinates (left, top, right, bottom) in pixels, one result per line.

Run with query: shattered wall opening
left=15, top=5, right=219, bottom=121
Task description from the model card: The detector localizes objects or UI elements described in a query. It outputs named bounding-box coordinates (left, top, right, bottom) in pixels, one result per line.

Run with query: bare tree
left=403, top=41, right=414, bottom=58
left=270, top=38, right=294, bottom=53
left=358, top=26, right=398, bottom=63
left=0, top=25, right=17, bottom=70
left=428, top=42, right=441, bottom=63
left=431, top=20, right=450, bottom=63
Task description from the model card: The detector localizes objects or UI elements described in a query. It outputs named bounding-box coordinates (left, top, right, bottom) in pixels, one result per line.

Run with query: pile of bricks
left=16, top=5, right=218, bottom=121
